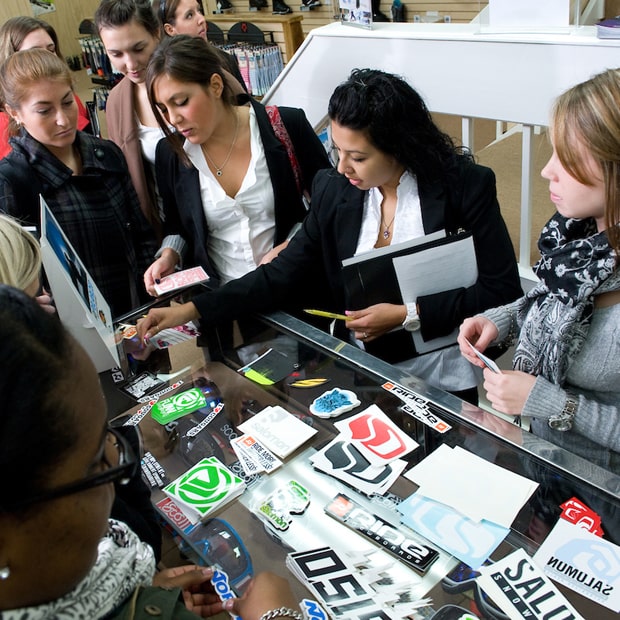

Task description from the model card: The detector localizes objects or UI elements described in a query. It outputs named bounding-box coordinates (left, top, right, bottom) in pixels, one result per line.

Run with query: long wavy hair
left=550, top=68, right=620, bottom=253
left=328, top=68, right=471, bottom=184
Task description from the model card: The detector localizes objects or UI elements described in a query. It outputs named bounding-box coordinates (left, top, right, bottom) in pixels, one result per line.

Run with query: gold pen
left=304, top=309, right=351, bottom=321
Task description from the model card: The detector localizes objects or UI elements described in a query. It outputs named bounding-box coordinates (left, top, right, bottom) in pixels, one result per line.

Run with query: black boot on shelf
left=371, top=0, right=390, bottom=21
left=249, top=0, right=268, bottom=9
left=301, top=0, right=320, bottom=8
left=214, top=0, right=234, bottom=13
left=273, top=0, right=292, bottom=14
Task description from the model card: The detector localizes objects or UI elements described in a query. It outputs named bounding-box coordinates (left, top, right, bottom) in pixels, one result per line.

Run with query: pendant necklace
left=381, top=212, right=396, bottom=240
left=201, top=111, right=240, bottom=177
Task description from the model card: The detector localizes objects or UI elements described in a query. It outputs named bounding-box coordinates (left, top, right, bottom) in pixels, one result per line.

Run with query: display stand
left=207, top=13, right=304, bottom=63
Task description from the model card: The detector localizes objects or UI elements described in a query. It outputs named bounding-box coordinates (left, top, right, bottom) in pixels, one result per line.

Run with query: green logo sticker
left=165, top=457, right=245, bottom=518
left=151, top=388, right=206, bottom=424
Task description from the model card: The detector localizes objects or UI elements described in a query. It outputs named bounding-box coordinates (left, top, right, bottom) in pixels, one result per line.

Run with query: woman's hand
left=137, top=302, right=200, bottom=342
left=345, top=303, right=406, bottom=342
left=483, top=368, right=536, bottom=415
left=35, top=288, right=55, bottom=314
left=144, top=249, right=180, bottom=296
left=153, top=565, right=224, bottom=618
left=222, top=572, right=299, bottom=620
left=457, top=316, right=499, bottom=367
left=259, top=240, right=289, bottom=265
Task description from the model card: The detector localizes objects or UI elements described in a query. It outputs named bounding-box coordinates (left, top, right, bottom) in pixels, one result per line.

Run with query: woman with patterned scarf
left=458, top=68, right=620, bottom=473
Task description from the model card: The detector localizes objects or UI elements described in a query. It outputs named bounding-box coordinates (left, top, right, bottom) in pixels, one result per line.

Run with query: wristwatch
left=402, top=302, right=421, bottom=332
left=548, top=394, right=578, bottom=431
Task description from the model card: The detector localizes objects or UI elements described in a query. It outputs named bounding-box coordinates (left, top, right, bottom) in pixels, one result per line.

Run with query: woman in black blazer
left=142, top=35, right=330, bottom=291
left=139, top=69, right=522, bottom=404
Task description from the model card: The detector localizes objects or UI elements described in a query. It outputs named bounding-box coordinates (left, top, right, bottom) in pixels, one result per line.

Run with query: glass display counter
left=107, top=309, right=620, bottom=620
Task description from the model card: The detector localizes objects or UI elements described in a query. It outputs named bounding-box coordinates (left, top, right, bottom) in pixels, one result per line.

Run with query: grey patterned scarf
left=1, top=520, right=155, bottom=620
left=513, top=214, right=617, bottom=383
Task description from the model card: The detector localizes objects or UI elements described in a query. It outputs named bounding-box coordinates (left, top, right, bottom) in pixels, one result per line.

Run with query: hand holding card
left=466, top=339, right=502, bottom=374
left=153, top=266, right=209, bottom=296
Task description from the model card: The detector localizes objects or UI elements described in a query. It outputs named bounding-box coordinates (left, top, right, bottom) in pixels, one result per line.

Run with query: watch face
left=404, top=318, right=420, bottom=332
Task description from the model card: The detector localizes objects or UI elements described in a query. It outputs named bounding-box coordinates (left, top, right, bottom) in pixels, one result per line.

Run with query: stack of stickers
left=310, top=404, right=418, bottom=495
left=287, top=546, right=431, bottom=619
left=232, top=406, right=318, bottom=475
left=164, top=457, right=245, bottom=523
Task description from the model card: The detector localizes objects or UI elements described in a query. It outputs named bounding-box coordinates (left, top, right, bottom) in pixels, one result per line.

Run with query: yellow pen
left=304, top=309, right=351, bottom=321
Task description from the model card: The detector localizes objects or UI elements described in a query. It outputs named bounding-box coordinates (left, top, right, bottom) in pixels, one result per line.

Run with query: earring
left=0, top=565, right=10, bottom=580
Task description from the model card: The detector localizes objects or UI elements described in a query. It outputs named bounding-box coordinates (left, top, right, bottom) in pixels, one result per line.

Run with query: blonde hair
left=0, top=215, right=41, bottom=291
left=551, top=69, right=620, bottom=251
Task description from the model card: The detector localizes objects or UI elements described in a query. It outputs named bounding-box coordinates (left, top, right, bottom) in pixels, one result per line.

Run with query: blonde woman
left=0, top=49, right=156, bottom=317
left=459, top=69, right=620, bottom=471
left=0, top=214, right=54, bottom=313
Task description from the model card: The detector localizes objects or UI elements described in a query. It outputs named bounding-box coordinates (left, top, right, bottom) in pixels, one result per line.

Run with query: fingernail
left=222, top=599, right=235, bottom=611
left=155, top=278, right=161, bottom=284
left=202, top=567, right=214, bottom=577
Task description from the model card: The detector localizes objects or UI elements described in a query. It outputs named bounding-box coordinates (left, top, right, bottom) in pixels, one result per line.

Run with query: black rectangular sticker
left=325, top=493, right=439, bottom=574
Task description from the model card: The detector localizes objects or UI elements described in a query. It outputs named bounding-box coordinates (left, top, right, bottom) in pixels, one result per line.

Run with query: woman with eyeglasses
left=0, top=16, right=92, bottom=159
left=0, top=285, right=301, bottom=619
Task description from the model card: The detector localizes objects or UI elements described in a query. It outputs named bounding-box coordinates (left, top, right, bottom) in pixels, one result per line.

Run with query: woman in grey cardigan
left=459, top=68, right=620, bottom=473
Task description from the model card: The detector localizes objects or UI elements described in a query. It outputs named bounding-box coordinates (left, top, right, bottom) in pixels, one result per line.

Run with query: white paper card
left=404, top=444, right=538, bottom=527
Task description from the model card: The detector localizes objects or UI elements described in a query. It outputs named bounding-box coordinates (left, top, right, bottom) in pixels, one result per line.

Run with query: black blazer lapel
left=419, top=178, right=448, bottom=234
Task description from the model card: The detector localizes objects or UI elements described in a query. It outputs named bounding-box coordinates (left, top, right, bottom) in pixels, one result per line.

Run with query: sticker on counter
left=325, top=493, right=439, bottom=574
left=151, top=387, right=207, bottom=425
left=309, top=388, right=360, bottom=418
left=231, top=434, right=283, bottom=472
left=255, top=480, right=311, bottom=531
left=559, top=497, right=604, bottom=536
left=334, top=404, right=419, bottom=465
left=185, top=402, right=224, bottom=437
left=533, top=518, right=620, bottom=612
left=310, top=437, right=406, bottom=496
left=382, top=381, right=451, bottom=433
left=477, top=548, right=585, bottom=620
left=238, top=405, right=317, bottom=458
left=156, top=496, right=194, bottom=534
left=137, top=380, right=183, bottom=403
left=164, top=457, right=246, bottom=522
left=123, top=399, right=157, bottom=426
left=141, top=451, right=167, bottom=488
left=397, top=493, right=509, bottom=570
left=290, top=378, right=330, bottom=389
left=121, top=371, right=167, bottom=400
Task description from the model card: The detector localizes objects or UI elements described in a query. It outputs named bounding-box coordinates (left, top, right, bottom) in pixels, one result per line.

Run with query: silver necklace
left=380, top=212, right=396, bottom=239
left=201, top=111, right=240, bottom=177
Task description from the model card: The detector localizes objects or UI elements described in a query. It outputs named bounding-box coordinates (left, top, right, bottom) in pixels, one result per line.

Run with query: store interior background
left=1, top=0, right=617, bottom=394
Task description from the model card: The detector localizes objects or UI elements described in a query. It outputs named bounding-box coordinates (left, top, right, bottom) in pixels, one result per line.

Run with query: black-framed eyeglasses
left=10, top=427, right=138, bottom=510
